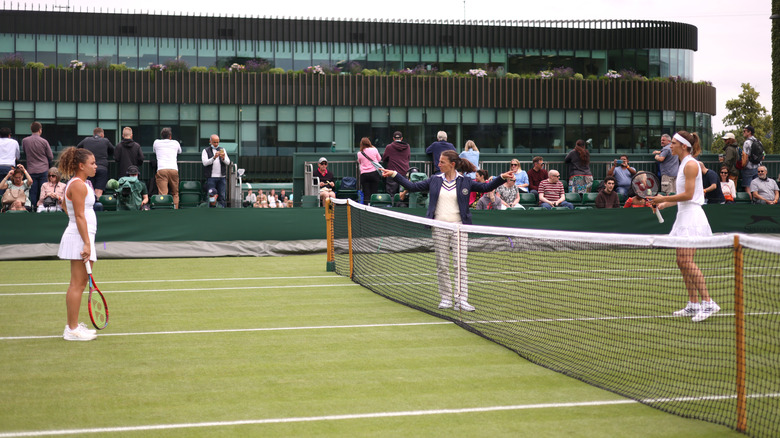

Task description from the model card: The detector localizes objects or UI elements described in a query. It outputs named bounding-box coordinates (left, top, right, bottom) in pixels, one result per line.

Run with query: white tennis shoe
left=63, top=323, right=97, bottom=341
left=672, top=302, right=700, bottom=317
left=438, top=299, right=453, bottom=309
left=454, top=302, right=475, bottom=312
left=692, top=301, right=721, bottom=322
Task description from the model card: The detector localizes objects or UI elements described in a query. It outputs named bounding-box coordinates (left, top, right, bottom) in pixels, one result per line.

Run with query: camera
left=615, top=159, right=623, bottom=165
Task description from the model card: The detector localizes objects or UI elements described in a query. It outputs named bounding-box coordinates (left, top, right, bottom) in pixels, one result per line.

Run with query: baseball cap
left=721, top=132, right=736, bottom=140
left=126, top=165, right=140, bottom=175
left=318, top=157, right=328, bottom=164
left=207, top=188, right=218, bottom=196
left=393, top=131, right=402, bottom=139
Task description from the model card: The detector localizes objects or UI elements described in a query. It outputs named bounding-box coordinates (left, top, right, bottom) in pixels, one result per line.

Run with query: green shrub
left=190, top=66, right=208, bottom=73
left=268, top=67, right=285, bottom=74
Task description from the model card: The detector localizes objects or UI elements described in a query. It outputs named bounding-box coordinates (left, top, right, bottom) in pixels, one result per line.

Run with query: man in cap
left=382, top=131, right=410, bottom=198
left=315, top=157, right=336, bottom=205
left=719, top=132, right=739, bottom=185
left=116, top=165, right=149, bottom=211
left=200, top=187, right=223, bottom=208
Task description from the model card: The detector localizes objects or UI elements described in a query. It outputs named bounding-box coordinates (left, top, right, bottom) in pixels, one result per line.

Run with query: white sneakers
left=438, top=299, right=475, bottom=311
left=63, top=323, right=97, bottom=341
left=438, top=299, right=453, bottom=309
left=673, top=301, right=720, bottom=322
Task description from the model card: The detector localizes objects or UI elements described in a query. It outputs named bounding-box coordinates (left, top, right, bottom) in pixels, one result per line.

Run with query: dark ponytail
left=440, top=150, right=476, bottom=174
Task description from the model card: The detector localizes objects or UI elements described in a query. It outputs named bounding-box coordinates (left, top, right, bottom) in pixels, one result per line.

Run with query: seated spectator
left=254, top=191, right=268, bottom=208
left=700, top=162, right=725, bottom=204
left=37, top=167, right=66, bottom=212
left=594, top=176, right=620, bottom=208
left=472, top=169, right=501, bottom=210
left=279, top=189, right=293, bottom=208
left=750, top=166, right=779, bottom=205
left=719, top=166, right=736, bottom=204
left=116, top=165, right=149, bottom=210
left=527, top=156, right=548, bottom=195
left=496, top=174, right=520, bottom=209
left=199, top=188, right=224, bottom=208
left=607, top=155, right=637, bottom=197
left=268, top=190, right=278, bottom=208
left=0, top=164, right=32, bottom=212
left=538, top=170, right=574, bottom=210
left=244, top=190, right=257, bottom=207
left=315, top=157, right=336, bottom=205
left=623, top=195, right=653, bottom=208
left=510, top=159, right=529, bottom=193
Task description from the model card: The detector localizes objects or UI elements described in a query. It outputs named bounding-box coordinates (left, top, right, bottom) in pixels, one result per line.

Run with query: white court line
left=0, top=283, right=362, bottom=297
left=0, top=275, right=337, bottom=287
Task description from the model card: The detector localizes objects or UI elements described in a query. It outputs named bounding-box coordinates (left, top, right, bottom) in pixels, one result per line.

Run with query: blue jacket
left=393, top=172, right=506, bottom=225
left=425, top=141, right=456, bottom=173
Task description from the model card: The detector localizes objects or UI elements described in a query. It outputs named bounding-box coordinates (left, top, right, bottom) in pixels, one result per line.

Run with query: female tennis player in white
left=651, top=131, right=720, bottom=322
left=58, top=147, right=99, bottom=341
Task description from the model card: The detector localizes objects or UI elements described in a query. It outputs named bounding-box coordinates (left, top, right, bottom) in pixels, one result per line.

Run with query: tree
left=722, top=83, right=774, bottom=152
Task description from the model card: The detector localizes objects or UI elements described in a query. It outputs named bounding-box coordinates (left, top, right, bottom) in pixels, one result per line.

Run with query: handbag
left=2, top=186, right=25, bottom=206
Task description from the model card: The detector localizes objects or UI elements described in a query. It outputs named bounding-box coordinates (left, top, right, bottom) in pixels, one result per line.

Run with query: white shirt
left=201, top=146, right=231, bottom=178
left=676, top=155, right=705, bottom=210
left=153, top=139, right=182, bottom=171
left=0, top=137, right=20, bottom=166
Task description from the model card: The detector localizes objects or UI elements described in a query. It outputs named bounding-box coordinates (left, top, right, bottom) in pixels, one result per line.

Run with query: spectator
left=77, top=127, right=115, bottom=198
left=153, top=127, right=182, bottom=209
left=538, top=170, right=574, bottom=210
left=0, top=127, right=20, bottom=197
left=254, top=190, right=269, bottom=208
left=37, top=167, right=66, bottom=212
left=472, top=170, right=501, bottom=210
left=623, top=195, right=653, bottom=209
left=357, top=137, right=382, bottom=205
left=527, top=156, right=548, bottom=195
left=1, top=165, right=32, bottom=212
left=201, top=134, right=230, bottom=207
left=279, top=189, right=292, bottom=208
left=564, top=139, right=592, bottom=193
left=268, top=189, right=278, bottom=208
left=116, top=165, right=149, bottom=211
left=21, top=122, right=53, bottom=208
left=741, top=125, right=761, bottom=193
left=460, top=140, right=480, bottom=179
left=199, top=188, right=223, bottom=208
left=699, top=162, right=725, bottom=205
left=749, top=165, right=779, bottom=205
left=607, top=155, right=637, bottom=197
left=595, top=176, right=620, bottom=209
left=114, top=127, right=144, bottom=180
left=315, top=157, right=336, bottom=205
left=245, top=189, right=257, bottom=207
left=719, top=133, right=739, bottom=186
left=719, top=166, right=737, bottom=204
left=425, top=131, right=456, bottom=174
left=382, top=131, right=410, bottom=197
left=653, top=134, right=678, bottom=195
left=510, top=158, right=529, bottom=193
left=495, top=174, right=520, bottom=210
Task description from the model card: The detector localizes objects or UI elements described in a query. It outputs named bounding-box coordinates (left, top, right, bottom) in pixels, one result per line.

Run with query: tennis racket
left=630, top=171, right=664, bottom=223
left=361, top=151, right=385, bottom=175
left=85, top=262, right=109, bottom=330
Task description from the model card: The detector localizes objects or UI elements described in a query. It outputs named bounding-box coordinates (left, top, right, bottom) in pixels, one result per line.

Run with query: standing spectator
left=425, top=131, right=455, bottom=174
left=114, top=126, right=144, bottom=180
left=741, top=125, right=761, bottom=193
left=594, top=176, right=620, bottom=208
left=607, top=155, right=637, bottom=197
left=460, top=140, right=480, bottom=179
left=699, top=162, right=725, bottom=205
left=527, top=156, right=548, bottom=195
left=77, top=127, right=115, bottom=198
left=653, top=134, right=679, bottom=195
left=315, top=157, right=336, bottom=205
left=495, top=174, right=520, bottom=210
left=510, top=159, right=529, bottom=193
left=0, top=127, right=20, bottom=198
left=201, top=134, right=230, bottom=208
left=21, top=122, right=53, bottom=208
left=356, top=137, right=382, bottom=204
left=0, top=165, right=32, bottom=212
left=719, top=133, right=739, bottom=186
left=538, top=170, right=574, bottom=210
left=749, top=166, right=779, bottom=205
left=153, top=127, right=182, bottom=209
left=382, top=131, right=410, bottom=197
left=719, top=166, right=737, bottom=204
left=564, top=139, right=592, bottom=193
left=37, top=167, right=66, bottom=212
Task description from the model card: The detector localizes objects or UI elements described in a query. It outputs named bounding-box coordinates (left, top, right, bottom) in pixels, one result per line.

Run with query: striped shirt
left=538, top=179, right=564, bottom=204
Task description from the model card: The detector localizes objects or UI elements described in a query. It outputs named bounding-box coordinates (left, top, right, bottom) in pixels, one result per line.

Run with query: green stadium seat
left=564, top=192, right=582, bottom=204
left=409, top=192, right=427, bottom=208
left=527, top=206, right=545, bottom=211
left=582, top=192, right=599, bottom=206
left=179, top=192, right=202, bottom=208
left=591, top=180, right=602, bottom=191
left=409, top=172, right=427, bottom=182
left=301, top=195, right=320, bottom=208
left=179, top=180, right=201, bottom=193
left=370, top=193, right=392, bottom=207
left=518, top=192, right=537, bottom=207
left=98, top=194, right=117, bottom=211
left=575, top=206, right=593, bottom=210
left=553, top=206, right=572, bottom=211
left=335, top=179, right=359, bottom=201
left=393, top=193, right=402, bottom=206
left=735, top=192, right=751, bottom=203
left=150, top=194, right=174, bottom=209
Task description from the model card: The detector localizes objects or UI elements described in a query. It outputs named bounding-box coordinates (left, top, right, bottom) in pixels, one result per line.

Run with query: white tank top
left=63, top=177, right=97, bottom=235
left=676, top=155, right=705, bottom=210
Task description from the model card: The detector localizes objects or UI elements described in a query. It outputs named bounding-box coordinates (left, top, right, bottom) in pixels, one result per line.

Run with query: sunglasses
left=48, top=174, right=57, bottom=178
left=720, top=172, right=728, bottom=174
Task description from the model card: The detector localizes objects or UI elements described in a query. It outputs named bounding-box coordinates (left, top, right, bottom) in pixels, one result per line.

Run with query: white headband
left=673, top=133, right=691, bottom=149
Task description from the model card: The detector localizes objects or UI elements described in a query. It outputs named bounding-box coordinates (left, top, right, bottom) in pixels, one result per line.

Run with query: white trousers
left=432, top=227, right=468, bottom=303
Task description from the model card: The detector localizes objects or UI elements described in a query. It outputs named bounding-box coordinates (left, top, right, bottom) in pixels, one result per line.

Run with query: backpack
left=735, top=147, right=747, bottom=170
left=340, top=176, right=357, bottom=190
left=748, top=138, right=765, bottom=165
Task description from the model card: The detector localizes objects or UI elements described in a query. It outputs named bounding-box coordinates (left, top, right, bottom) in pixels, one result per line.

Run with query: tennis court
left=0, top=255, right=742, bottom=437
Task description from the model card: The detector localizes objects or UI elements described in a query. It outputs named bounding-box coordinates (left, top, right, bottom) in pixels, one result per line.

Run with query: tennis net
left=326, top=198, right=780, bottom=437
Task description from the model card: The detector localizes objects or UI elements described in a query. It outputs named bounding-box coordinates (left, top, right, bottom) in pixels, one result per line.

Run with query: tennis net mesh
left=327, top=198, right=780, bottom=437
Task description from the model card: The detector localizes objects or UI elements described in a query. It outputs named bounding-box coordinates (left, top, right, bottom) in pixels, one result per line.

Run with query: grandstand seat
left=618, top=193, right=628, bottom=204
left=98, top=194, right=117, bottom=211
left=735, top=192, right=752, bottom=203
left=591, top=180, right=602, bottom=191
left=553, top=206, right=572, bottom=211
left=409, top=172, right=427, bottom=182
left=179, top=192, right=202, bottom=208
left=393, top=193, right=403, bottom=206
left=179, top=180, right=201, bottom=193
left=527, top=206, right=545, bottom=211
left=564, top=192, right=582, bottom=204
left=575, top=206, right=592, bottom=210
left=518, top=192, right=537, bottom=207
left=582, top=193, right=599, bottom=206
left=370, top=193, right=392, bottom=207
left=335, top=179, right=359, bottom=201
left=301, top=195, right=320, bottom=208
left=150, top=194, right=174, bottom=209
left=409, top=192, right=427, bottom=208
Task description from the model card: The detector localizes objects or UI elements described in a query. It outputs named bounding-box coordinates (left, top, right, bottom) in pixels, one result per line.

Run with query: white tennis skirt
left=58, top=232, right=97, bottom=262
left=669, top=206, right=712, bottom=238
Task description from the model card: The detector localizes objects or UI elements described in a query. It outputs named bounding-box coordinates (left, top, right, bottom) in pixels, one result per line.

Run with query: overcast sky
left=27, top=0, right=774, bottom=133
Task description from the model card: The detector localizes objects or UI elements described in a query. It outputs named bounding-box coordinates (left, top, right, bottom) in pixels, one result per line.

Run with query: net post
left=347, top=201, right=354, bottom=279
left=325, top=199, right=335, bottom=272
left=734, top=234, right=747, bottom=433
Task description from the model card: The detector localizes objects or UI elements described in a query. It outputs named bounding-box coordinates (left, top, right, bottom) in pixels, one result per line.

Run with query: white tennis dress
left=669, top=155, right=712, bottom=237
left=57, top=178, right=98, bottom=261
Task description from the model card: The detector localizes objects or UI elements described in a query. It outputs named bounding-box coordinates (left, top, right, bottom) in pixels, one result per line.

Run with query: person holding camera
left=116, top=165, right=149, bottom=210
left=202, top=134, right=230, bottom=208
left=1, top=164, right=33, bottom=212
left=37, top=167, right=66, bottom=212
left=607, top=154, right=637, bottom=197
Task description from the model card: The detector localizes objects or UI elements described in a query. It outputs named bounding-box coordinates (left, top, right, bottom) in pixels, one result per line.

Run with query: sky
left=25, top=0, right=775, bottom=133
